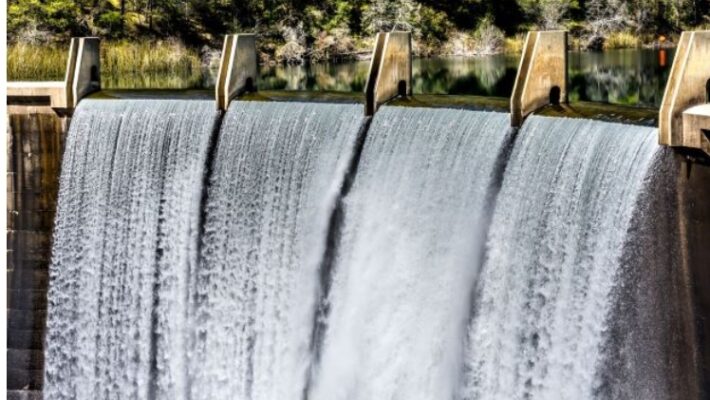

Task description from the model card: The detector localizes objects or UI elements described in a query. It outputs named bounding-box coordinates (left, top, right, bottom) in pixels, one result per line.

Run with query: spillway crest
left=463, top=116, right=695, bottom=399
left=309, top=107, right=512, bottom=400
left=190, top=101, right=363, bottom=400
left=44, top=100, right=218, bottom=400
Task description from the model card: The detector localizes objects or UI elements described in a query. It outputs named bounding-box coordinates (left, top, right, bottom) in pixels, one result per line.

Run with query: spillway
left=463, top=116, right=697, bottom=399
left=39, top=99, right=702, bottom=400
left=309, top=107, right=513, bottom=400
left=190, top=101, right=364, bottom=400
left=43, top=100, right=219, bottom=400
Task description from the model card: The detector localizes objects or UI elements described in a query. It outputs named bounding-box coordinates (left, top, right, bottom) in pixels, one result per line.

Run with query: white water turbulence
left=191, top=101, right=364, bottom=400
left=44, top=100, right=218, bottom=400
left=309, top=106, right=512, bottom=400
left=463, top=116, right=667, bottom=400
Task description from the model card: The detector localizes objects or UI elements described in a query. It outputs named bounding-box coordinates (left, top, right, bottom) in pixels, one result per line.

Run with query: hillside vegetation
left=8, top=0, right=710, bottom=64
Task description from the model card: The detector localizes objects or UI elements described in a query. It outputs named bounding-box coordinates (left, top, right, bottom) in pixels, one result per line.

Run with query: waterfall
left=44, top=100, right=218, bottom=400
left=462, top=116, right=695, bottom=399
left=308, top=107, right=513, bottom=400
left=189, top=101, right=364, bottom=400
left=42, top=99, right=699, bottom=400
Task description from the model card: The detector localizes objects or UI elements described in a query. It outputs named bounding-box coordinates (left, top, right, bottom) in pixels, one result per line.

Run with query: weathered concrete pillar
left=364, top=31, right=412, bottom=116
left=659, top=30, right=710, bottom=155
left=67, top=37, right=101, bottom=108
left=510, top=31, right=568, bottom=127
left=215, top=34, right=258, bottom=111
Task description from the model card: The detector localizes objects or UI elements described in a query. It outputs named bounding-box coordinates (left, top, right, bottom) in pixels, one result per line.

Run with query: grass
left=8, top=43, right=68, bottom=81
left=604, top=31, right=641, bottom=49
left=101, top=40, right=201, bottom=76
left=8, top=40, right=203, bottom=88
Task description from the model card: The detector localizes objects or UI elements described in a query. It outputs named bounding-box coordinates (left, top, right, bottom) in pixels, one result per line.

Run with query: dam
left=6, top=30, right=710, bottom=399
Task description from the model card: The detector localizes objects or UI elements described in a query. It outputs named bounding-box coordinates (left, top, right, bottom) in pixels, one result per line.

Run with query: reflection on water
left=257, top=49, right=673, bottom=107
left=103, top=71, right=205, bottom=89
left=568, top=49, right=673, bottom=107
left=100, top=49, right=673, bottom=107
left=259, top=62, right=370, bottom=92
left=412, top=56, right=519, bottom=96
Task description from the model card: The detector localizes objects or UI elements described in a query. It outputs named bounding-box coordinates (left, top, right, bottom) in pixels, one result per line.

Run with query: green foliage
left=7, top=0, right=709, bottom=60
left=8, top=0, right=81, bottom=41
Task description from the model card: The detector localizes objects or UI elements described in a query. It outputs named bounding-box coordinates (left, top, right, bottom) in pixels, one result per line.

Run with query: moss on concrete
left=536, top=102, right=658, bottom=126
left=85, top=90, right=658, bottom=127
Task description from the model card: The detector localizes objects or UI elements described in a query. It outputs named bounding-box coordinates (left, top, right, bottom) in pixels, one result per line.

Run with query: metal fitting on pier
left=216, top=34, right=258, bottom=111
left=364, top=31, right=412, bottom=116
left=510, top=31, right=568, bottom=127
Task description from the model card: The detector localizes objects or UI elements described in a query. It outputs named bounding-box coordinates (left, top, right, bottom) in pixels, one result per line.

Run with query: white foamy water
left=43, top=99, right=698, bottom=400
left=43, top=100, right=218, bottom=400
left=189, top=101, right=364, bottom=400
left=309, top=106, right=512, bottom=400
left=463, top=116, right=661, bottom=400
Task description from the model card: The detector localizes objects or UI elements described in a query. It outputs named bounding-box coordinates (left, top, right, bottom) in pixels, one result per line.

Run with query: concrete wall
left=678, top=159, right=710, bottom=394
left=7, top=110, right=67, bottom=400
left=5, top=37, right=94, bottom=400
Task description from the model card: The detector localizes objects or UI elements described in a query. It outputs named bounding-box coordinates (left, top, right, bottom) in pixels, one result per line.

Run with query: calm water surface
left=256, top=49, right=673, bottom=107
left=105, top=49, right=674, bottom=107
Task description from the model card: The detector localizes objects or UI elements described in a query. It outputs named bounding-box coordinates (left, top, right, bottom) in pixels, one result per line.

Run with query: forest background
left=7, top=0, right=709, bottom=80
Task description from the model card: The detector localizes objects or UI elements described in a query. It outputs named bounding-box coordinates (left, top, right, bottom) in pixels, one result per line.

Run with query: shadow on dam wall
left=597, top=150, right=710, bottom=398
left=7, top=110, right=67, bottom=399
left=680, top=156, right=710, bottom=393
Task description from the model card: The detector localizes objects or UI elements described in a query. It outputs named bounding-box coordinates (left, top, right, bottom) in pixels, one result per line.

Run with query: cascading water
left=462, top=116, right=696, bottom=399
left=43, top=100, right=218, bottom=400
left=309, top=106, right=513, bottom=400
left=42, top=98, right=700, bottom=400
left=189, top=101, right=364, bottom=400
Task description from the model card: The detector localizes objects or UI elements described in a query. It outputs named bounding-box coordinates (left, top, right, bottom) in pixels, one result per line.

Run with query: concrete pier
left=365, top=31, right=412, bottom=116
left=215, top=34, right=258, bottom=111
left=659, top=31, right=710, bottom=156
left=7, top=37, right=100, bottom=114
left=510, top=31, right=568, bottom=127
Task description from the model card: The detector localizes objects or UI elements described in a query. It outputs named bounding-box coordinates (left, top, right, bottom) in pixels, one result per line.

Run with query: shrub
left=604, top=31, right=640, bottom=49
left=276, top=41, right=307, bottom=64
left=441, top=30, right=475, bottom=56
left=504, top=34, right=526, bottom=53
left=472, top=17, right=505, bottom=55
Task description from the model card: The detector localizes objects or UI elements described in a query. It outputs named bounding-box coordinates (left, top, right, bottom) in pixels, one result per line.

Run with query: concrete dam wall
left=6, top=30, right=710, bottom=400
